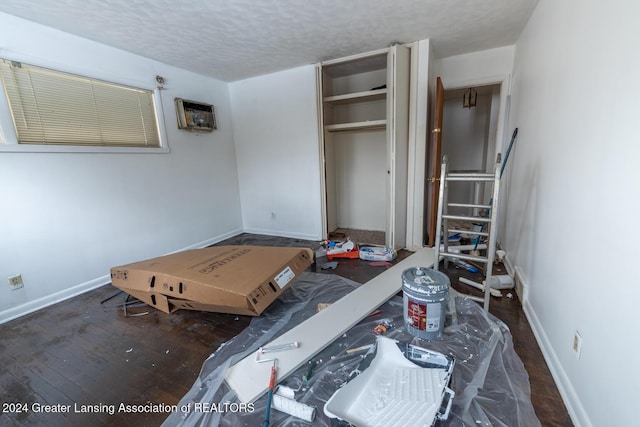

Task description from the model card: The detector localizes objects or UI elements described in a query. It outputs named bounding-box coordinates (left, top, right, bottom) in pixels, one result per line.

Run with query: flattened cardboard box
left=110, top=245, right=313, bottom=315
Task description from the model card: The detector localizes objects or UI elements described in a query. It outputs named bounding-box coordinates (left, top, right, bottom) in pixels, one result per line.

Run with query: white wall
left=507, top=0, right=640, bottom=425
left=0, top=13, right=243, bottom=322
left=230, top=41, right=433, bottom=247
left=434, top=45, right=515, bottom=157
left=229, top=66, right=323, bottom=240
left=332, top=130, right=387, bottom=231
left=434, top=45, right=515, bottom=88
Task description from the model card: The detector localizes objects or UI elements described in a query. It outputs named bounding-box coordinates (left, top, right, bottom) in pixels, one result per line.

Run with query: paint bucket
left=401, top=267, right=450, bottom=340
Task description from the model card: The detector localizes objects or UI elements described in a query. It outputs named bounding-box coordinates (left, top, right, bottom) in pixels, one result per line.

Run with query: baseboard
left=0, top=275, right=109, bottom=324
left=513, top=265, right=526, bottom=303
left=0, top=229, right=246, bottom=325
left=241, top=227, right=322, bottom=242
left=503, top=252, right=515, bottom=277
left=168, top=228, right=244, bottom=252
left=523, top=289, right=592, bottom=427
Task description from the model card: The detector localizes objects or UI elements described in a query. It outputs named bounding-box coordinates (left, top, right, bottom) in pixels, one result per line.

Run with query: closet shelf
left=323, top=88, right=387, bottom=106
left=325, top=120, right=387, bottom=132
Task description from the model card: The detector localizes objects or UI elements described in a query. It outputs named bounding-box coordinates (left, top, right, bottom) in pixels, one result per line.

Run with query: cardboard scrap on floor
left=110, top=245, right=313, bottom=316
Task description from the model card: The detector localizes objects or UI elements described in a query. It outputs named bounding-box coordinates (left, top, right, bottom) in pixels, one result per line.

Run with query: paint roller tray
left=324, top=336, right=455, bottom=427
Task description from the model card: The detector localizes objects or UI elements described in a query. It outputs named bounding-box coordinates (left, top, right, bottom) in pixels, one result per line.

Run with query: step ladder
left=433, top=154, right=502, bottom=311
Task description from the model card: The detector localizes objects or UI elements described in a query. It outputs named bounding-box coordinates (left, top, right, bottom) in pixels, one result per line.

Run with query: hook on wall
left=463, top=87, right=477, bottom=108
left=155, top=75, right=166, bottom=90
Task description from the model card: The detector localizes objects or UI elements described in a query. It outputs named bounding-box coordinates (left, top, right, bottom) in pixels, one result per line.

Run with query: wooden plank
left=225, top=246, right=435, bottom=403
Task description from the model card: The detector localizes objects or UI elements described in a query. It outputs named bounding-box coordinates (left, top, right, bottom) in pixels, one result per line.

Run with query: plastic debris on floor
left=358, top=246, right=397, bottom=262
left=162, top=272, right=540, bottom=427
left=325, top=238, right=360, bottom=260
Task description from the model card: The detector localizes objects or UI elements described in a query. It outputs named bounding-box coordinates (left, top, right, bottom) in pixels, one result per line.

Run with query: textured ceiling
left=0, top=0, right=538, bottom=82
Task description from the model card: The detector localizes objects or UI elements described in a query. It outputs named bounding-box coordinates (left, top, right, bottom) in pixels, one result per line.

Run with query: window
left=0, top=59, right=162, bottom=150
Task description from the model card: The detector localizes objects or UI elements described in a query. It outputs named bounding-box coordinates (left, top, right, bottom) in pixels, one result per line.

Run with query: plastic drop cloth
left=162, top=272, right=540, bottom=427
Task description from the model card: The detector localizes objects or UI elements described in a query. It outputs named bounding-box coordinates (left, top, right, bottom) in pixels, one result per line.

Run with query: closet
left=317, top=46, right=410, bottom=248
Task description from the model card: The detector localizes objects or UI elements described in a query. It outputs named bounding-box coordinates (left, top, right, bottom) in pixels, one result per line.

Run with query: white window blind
left=0, top=59, right=161, bottom=147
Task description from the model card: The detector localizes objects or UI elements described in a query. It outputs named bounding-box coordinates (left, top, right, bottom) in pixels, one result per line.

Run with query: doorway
left=425, top=82, right=504, bottom=246
left=442, top=84, right=501, bottom=212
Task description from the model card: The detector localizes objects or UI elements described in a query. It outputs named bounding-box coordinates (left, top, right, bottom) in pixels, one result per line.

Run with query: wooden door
left=427, top=77, right=444, bottom=247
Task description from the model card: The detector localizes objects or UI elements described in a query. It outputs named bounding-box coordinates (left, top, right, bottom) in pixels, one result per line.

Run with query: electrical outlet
left=8, top=274, right=24, bottom=291
left=572, top=331, right=583, bottom=360
left=8, top=274, right=24, bottom=290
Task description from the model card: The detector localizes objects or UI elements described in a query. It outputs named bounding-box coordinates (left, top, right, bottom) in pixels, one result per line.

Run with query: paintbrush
left=262, top=359, right=277, bottom=427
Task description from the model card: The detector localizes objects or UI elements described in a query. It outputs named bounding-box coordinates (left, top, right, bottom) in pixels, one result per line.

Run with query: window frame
left=0, top=54, right=169, bottom=154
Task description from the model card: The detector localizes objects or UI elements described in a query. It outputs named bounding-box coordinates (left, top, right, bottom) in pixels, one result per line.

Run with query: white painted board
left=225, top=246, right=436, bottom=403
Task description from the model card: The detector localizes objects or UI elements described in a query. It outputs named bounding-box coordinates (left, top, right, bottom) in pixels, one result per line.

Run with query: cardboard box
left=110, top=245, right=313, bottom=315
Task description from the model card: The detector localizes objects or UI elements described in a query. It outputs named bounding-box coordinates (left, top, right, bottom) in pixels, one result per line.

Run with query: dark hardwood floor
left=0, top=234, right=572, bottom=426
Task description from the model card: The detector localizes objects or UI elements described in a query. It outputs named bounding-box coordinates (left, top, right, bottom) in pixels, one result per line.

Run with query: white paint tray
left=324, top=336, right=455, bottom=427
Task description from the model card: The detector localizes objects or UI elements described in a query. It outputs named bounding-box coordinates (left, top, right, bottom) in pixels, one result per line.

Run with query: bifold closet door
left=386, top=45, right=411, bottom=249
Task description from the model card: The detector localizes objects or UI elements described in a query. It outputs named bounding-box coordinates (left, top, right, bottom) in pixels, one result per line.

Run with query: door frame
left=315, top=64, right=328, bottom=240
left=425, top=73, right=511, bottom=247
left=427, top=77, right=444, bottom=247
left=315, top=48, right=392, bottom=242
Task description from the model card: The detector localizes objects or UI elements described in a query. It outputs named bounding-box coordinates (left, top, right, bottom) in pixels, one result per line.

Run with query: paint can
left=401, top=267, right=450, bottom=339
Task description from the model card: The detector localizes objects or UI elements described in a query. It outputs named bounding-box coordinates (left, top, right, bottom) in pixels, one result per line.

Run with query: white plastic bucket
left=487, top=275, right=514, bottom=290
left=401, top=267, right=450, bottom=339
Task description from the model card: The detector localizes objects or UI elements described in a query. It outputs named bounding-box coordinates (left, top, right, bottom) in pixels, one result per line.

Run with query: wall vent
left=175, top=98, right=216, bottom=132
